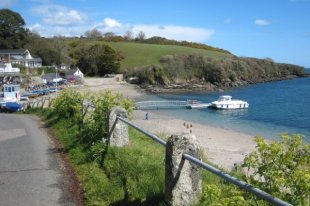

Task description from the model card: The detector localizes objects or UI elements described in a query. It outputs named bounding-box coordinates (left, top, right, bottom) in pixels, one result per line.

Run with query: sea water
left=136, top=74, right=310, bottom=142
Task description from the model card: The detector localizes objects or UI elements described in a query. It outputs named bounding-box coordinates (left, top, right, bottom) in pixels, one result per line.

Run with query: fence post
left=82, top=99, right=89, bottom=125
left=108, top=106, right=129, bottom=147
left=42, top=98, right=45, bottom=108
left=47, top=97, right=52, bottom=108
left=165, top=133, right=202, bottom=206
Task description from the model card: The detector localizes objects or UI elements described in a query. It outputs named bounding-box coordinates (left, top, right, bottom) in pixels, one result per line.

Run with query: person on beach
left=145, top=112, right=149, bottom=120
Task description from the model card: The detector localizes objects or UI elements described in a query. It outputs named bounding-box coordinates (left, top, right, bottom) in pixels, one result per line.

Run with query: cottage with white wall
left=65, top=68, right=84, bottom=82
left=0, top=49, right=42, bottom=68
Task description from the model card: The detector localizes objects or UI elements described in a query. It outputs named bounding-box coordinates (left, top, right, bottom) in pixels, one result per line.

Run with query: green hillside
left=106, top=42, right=232, bottom=69
left=66, top=38, right=307, bottom=89
left=67, top=39, right=232, bottom=70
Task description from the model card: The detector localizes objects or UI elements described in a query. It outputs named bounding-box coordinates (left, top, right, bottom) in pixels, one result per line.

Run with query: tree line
left=130, top=53, right=308, bottom=89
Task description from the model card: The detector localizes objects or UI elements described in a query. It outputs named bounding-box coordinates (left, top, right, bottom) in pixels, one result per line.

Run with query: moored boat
left=211, top=95, right=249, bottom=109
left=2, top=84, right=20, bottom=102
left=0, top=84, right=22, bottom=112
left=186, top=100, right=211, bottom=109
left=4, top=102, right=22, bottom=112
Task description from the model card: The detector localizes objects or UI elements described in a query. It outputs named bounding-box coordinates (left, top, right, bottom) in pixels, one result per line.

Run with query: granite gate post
left=108, top=106, right=129, bottom=147
left=165, top=133, right=202, bottom=206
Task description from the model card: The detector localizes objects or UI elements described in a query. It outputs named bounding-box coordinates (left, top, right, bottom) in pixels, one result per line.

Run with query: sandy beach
left=79, top=77, right=257, bottom=171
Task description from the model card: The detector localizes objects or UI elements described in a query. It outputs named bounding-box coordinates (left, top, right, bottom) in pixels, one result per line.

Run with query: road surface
left=0, top=114, right=74, bottom=206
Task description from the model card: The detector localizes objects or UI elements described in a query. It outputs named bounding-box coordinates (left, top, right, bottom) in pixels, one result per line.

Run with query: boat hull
left=0, top=102, right=22, bottom=112
left=187, top=103, right=211, bottom=109
left=211, top=102, right=249, bottom=110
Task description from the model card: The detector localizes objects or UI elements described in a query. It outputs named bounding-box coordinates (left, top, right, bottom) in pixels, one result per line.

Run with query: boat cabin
left=3, top=84, right=20, bottom=102
left=218, top=95, right=232, bottom=102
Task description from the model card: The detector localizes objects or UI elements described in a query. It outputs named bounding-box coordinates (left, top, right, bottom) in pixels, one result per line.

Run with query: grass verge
left=28, top=108, right=263, bottom=206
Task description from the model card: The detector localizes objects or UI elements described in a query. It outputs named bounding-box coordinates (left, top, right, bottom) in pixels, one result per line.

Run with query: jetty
left=135, top=100, right=211, bottom=110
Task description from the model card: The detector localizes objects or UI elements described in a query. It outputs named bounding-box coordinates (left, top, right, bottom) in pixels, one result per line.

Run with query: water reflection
left=210, top=108, right=249, bottom=120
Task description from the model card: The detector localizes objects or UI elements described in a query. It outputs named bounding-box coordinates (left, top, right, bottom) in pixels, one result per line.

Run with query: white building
left=65, top=68, right=84, bottom=81
left=0, top=49, right=42, bottom=68
left=0, top=62, right=20, bottom=74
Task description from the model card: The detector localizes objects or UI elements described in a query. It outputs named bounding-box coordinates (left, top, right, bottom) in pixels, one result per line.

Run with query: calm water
left=136, top=74, right=310, bottom=142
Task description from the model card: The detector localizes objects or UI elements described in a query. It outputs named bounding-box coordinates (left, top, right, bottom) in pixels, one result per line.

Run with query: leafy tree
left=26, top=32, right=61, bottom=66
left=203, top=63, right=226, bottom=85
left=36, top=48, right=60, bottom=66
left=124, top=30, right=133, bottom=41
left=242, top=134, right=310, bottom=205
left=76, top=44, right=122, bottom=77
left=135, top=65, right=168, bottom=85
left=84, top=28, right=102, bottom=39
left=136, top=31, right=146, bottom=41
left=0, top=9, right=29, bottom=49
left=103, top=32, right=115, bottom=40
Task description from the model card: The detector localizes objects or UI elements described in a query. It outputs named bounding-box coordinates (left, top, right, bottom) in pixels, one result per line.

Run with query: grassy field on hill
left=67, top=39, right=232, bottom=70
left=106, top=42, right=232, bottom=69
left=63, top=38, right=307, bottom=88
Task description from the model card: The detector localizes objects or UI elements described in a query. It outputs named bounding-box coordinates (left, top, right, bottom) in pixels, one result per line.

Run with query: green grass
left=34, top=108, right=166, bottom=205
left=67, top=39, right=232, bottom=70
left=105, top=42, right=231, bottom=69
left=29, top=108, right=264, bottom=206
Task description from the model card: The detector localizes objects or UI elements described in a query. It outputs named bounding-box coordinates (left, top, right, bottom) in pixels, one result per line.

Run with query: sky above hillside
left=1, top=0, right=309, bottom=67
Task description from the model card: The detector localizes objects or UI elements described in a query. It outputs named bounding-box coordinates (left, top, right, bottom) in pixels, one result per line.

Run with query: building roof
left=42, top=73, right=57, bottom=80
left=0, top=49, right=28, bottom=55
left=0, top=49, right=42, bottom=62
left=65, top=68, right=84, bottom=76
left=65, top=70, right=76, bottom=75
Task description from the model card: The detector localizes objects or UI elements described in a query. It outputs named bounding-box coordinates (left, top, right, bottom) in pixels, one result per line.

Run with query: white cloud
left=103, top=18, right=122, bottom=28
left=96, top=18, right=215, bottom=42
left=28, top=23, right=45, bottom=33
left=255, top=19, right=271, bottom=26
left=92, top=18, right=131, bottom=35
left=0, top=0, right=16, bottom=7
left=132, top=25, right=214, bottom=42
left=28, top=16, right=214, bottom=42
left=28, top=23, right=89, bottom=37
left=32, top=5, right=88, bottom=26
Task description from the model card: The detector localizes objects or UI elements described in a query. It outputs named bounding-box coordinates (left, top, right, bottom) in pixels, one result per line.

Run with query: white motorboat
left=211, top=95, right=249, bottom=109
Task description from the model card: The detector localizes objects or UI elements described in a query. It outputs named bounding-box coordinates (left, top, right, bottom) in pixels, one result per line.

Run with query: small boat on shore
left=0, top=101, right=22, bottom=112
left=186, top=100, right=211, bottom=109
left=0, top=84, right=22, bottom=112
left=4, top=102, right=22, bottom=112
left=211, top=95, right=249, bottom=110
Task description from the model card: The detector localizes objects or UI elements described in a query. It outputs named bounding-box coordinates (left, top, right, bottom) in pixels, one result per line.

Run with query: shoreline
left=139, top=74, right=308, bottom=95
left=131, top=110, right=256, bottom=170
left=80, top=78, right=257, bottom=170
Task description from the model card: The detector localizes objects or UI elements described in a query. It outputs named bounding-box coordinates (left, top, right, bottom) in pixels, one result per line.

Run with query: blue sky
left=1, top=0, right=309, bottom=67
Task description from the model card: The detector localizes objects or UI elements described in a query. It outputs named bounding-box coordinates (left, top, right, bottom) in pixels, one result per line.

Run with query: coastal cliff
left=129, top=54, right=308, bottom=92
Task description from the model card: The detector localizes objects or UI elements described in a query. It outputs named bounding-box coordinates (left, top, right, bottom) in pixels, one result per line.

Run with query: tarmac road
left=0, top=114, right=74, bottom=206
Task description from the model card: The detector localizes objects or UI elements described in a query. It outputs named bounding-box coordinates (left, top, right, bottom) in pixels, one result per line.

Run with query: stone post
left=165, top=133, right=202, bottom=206
left=42, top=98, right=46, bottom=109
left=82, top=99, right=88, bottom=125
left=108, top=106, right=129, bottom=147
left=41, top=98, right=44, bottom=108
